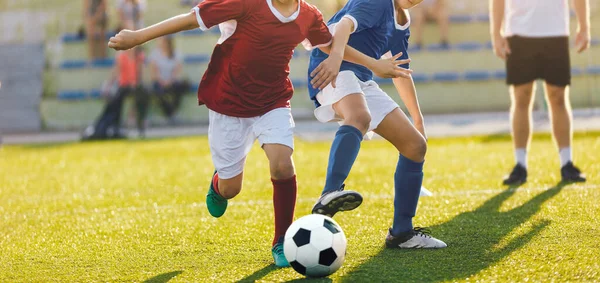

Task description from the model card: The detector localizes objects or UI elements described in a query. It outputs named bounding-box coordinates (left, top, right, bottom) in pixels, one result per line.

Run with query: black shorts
left=506, top=36, right=571, bottom=86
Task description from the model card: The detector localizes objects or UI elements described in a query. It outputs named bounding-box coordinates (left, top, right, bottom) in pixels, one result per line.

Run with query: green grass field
left=1, top=132, right=599, bottom=282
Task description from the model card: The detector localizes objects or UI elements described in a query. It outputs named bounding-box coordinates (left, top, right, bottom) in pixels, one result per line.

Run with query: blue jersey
left=307, top=0, right=411, bottom=106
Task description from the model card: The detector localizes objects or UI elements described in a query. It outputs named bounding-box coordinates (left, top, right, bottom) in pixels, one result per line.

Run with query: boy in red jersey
left=109, top=0, right=408, bottom=267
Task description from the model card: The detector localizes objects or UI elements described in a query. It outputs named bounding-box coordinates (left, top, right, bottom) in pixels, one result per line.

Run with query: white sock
left=515, top=148, right=527, bottom=168
left=559, top=147, right=572, bottom=167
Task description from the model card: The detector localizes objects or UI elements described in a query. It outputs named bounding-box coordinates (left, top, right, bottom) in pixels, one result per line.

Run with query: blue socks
left=322, top=125, right=363, bottom=194
left=391, top=154, right=424, bottom=236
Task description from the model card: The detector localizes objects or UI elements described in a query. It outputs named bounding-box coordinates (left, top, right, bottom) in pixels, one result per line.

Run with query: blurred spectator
left=180, top=0, right=202, bottom=6
left=117, top=0, right=146, bottom=30
left=84, top=0, right=108, bottom=59
left=115, top=0, right=148, bottom=133
left=150, top=36, right=189, bottom=124
left=82, top=46, right=146, bottom=140
left=410, top=0, right=449, bottom=49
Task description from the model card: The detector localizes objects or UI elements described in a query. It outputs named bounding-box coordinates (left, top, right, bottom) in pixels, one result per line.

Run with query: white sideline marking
left=3, top=184, right=597, bottom=218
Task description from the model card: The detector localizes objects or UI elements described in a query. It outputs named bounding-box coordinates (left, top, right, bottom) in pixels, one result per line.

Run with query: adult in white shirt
left=490, top=0, right=590, bottom=185
left=117, top=0, right=146, bottom=30
left=150, top=36, right=188, bottom=122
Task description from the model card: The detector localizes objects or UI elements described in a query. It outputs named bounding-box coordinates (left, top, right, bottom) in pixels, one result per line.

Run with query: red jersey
left=192, top=0, right=332, bottom=117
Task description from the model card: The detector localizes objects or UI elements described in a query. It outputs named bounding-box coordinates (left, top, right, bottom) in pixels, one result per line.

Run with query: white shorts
left=314, top=70, right=399, bottom=138
left=208, top=108, right=295, bottom=179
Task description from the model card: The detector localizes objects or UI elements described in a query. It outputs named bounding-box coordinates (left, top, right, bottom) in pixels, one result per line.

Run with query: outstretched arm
left=109, top=12, right=198, bottom=50
left=392, top=75, right=425, bottom=138
left=311, top=18, right=412, bottom=89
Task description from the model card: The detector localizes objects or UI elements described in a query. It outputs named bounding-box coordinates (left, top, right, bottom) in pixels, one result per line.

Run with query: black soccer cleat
left=561, top=162, right=586, bottom=183
left=503, top=164, right=527, bottom=186
left=311, top=185, right=363, bottom=217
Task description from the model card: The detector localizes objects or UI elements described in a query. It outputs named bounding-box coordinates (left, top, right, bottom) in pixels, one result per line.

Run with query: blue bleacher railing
left=59, top=39, right=599, bottom=70
left=57, top=67, right=600, bottom=101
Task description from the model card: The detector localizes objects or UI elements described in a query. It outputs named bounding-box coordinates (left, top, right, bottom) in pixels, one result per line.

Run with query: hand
left=310, top=54, right=343, bottom=90
left=372, top=53, right=412, bottom=79
left=575, top=28, right=590, bottom=53
left=108, top=29, right=141, bottom=51
left=492, top=33, right=511, bottom=60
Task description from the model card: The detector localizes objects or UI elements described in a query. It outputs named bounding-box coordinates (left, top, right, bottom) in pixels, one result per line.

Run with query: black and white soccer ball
left=284, top=214, right=347, bottom=277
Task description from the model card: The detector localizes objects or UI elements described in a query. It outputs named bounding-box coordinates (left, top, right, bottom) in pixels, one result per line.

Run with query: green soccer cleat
left=272, top=238, right=290, bottom=268
left=206, top=171, right=227, bottom=218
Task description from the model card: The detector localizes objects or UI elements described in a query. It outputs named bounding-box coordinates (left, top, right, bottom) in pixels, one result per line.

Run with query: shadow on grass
left=286, top=277, right=333, bottom=282
left=342, top=183, right=567, bottom=282
left=143, top=270, right=183, bottom=283
left=236, top=264, right=279, bottom=282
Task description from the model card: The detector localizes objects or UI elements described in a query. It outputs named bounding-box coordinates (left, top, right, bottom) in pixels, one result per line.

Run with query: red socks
left=272, top=175, right=297, bottom=246
left=212, top=172, right=223, bottom=197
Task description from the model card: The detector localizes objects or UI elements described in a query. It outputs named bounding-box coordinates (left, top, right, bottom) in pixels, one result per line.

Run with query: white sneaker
left=385, top=228, right=447, bottom=249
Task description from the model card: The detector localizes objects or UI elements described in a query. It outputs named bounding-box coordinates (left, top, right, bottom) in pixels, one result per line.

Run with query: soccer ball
left=284, top=214, right=347, bottom=277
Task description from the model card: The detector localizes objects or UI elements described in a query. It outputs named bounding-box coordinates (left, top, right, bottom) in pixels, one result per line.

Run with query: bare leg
left=373, top=108, right=427, bottom=162
left=510, top=82, right=536, bottom=150
left=263, top=144, right=295, bottom=180
left=97, top=26, right=107, bottom=58
left=216, top=173, right=244, bottom=199
left=333, top=93, right=371, bottom=135
left=86, top=20, right=95, bottom=60
left=544, top=83, right=571, bottom=149
left=503, top=82, right=536, bottom=185
left=410, top=4, right=426, bottom=48
left=435, top=0, right=449, bottom=44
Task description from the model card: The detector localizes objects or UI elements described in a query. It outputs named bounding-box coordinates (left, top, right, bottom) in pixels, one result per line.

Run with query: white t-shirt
left=149, top=49, right=183, bottom=82
left=117, top=0, right=147, bottom=29
left=504, top=0, right=570, bottom=37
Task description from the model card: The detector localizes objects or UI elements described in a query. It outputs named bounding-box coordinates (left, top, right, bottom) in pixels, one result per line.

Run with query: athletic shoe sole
left=312, top=191, right=363, bottom=217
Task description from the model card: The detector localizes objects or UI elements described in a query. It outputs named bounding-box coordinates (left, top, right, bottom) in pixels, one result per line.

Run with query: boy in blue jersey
left=308, top=0, right=447, bottom=248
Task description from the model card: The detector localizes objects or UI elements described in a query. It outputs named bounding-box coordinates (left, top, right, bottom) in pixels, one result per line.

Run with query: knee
left=547, top=90, right=566, bottom=108
left=511, top=94, right=533, bottom=111
left=510, top=85, right=535, bottom=110
left=271, top=159, right=295, bottom=180
left=406, top=137, right=428, bottom=161
left=400, top=135, right=427, bottom=161
left=345, top=111, right=371, bottom=134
